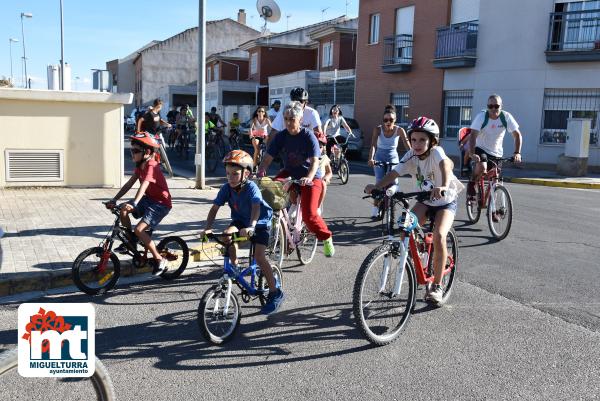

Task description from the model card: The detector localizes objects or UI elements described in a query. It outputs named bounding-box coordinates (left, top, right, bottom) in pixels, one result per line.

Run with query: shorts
left=474, top=147, right=502, bottom=164
left=132, top=196, right=171, bottom=229
left=230, top=221, right=270, bottom=247
left=419, top=199, right=458, bottom=216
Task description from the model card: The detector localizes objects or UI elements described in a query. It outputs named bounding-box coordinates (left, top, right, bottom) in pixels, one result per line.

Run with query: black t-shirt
left=141, top=110, right=160, bottom=134
left=166, top=110, right=179, bottom=124
left=209, top=113, right=221, bottom=126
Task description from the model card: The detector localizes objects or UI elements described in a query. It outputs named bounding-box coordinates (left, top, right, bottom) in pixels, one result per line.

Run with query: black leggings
left=326, top=136, right=346, bottom=158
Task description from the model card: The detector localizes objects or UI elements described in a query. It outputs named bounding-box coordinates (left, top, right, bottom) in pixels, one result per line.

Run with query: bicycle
left=465, top=157, right=514, bottom=240
left=71, top=202, right=189, bottom=295
left=197, top=232, right=283, bottom=344
left=372, top=161, right=400, bottom=233
left=328, top=132, right=355, bottom=185
left=250, top=134, right=268, bottom=171
left=175, top=125, right=192, bottom=160
left=229, top=127, right=241, bottom=150
left=0, top=347, right=116, bottom=401
left=353, top=190, right=458, bottom=346
left=154, top=127, right=174, bottom=178
left=206, top=127, right=225, bottom=172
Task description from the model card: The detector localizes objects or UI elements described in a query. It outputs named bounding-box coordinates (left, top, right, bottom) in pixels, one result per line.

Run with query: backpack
left=481, top=110, right=508, bottom=131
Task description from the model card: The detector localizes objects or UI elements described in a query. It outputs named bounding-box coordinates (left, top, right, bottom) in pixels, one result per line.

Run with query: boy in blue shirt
left=200, top=150, right=284, bottom=314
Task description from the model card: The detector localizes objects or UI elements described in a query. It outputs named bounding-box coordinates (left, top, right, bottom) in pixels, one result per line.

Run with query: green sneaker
left=323, top=237, right=335, bottom=257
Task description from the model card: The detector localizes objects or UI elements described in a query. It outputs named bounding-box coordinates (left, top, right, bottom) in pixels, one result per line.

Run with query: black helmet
left=290, top=87, right=309, bottom=102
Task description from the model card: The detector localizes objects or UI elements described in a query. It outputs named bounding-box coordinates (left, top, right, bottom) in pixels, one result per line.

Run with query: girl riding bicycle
left=250, top=106, right=272, bottom=168
left=323, top=104, right=353, bottom=159
left=364, top=117, right=464, bottom=305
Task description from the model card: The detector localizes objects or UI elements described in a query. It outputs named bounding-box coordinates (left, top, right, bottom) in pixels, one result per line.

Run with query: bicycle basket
left=256, top=177, right=288, bottom=210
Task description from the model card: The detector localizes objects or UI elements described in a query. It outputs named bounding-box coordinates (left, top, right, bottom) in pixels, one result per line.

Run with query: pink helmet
left=408, top=116, right=440, bottom=145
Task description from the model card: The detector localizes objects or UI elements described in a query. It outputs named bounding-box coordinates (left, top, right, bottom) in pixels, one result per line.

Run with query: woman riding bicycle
left=364, top=117, right=464, bottom=305
left=250, top=106, right=272, bottom=168
left=367, top=105, right=410, bottom=218
left=323, top=104, right=353, bottom=159
left=257, top=101, right=335, bottom=258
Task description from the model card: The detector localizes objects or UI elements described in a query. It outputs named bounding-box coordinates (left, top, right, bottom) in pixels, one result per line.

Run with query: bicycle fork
left=379, top=237, right=410, bottom=297
left=217, top=277, right=234, bottom=316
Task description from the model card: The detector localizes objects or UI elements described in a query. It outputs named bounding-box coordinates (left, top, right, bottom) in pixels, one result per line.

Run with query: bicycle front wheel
left=258, top=264, right=284, bottom=306
left=338, top=159, right=349, bottom=184
left=296, top=223, right=318, bottom=265
left=198, top=285, right=241, bottom=345
left=266, top=216, right=285, bottom=269
left=353, top=244, right=416, bottom=346
left=72, top=247, right=120, bottom=295
left=487, top=185, right=513, bottom=240
left=157, top=236, right=189, bottom=280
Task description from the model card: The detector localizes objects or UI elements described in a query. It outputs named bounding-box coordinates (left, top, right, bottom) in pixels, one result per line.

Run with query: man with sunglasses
left=467, top=94, right=522, bottom=197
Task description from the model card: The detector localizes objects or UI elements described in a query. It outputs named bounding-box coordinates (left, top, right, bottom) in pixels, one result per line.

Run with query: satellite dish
left=256, top=0, right=281, bottom=34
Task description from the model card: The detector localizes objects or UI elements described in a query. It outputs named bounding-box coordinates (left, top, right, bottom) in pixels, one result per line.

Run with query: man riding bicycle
left=467, top=94, right=522, bottom=197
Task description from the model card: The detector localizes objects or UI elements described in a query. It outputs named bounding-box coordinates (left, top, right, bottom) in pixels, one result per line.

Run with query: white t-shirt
left=324, top=116, right=348, bottom=138
left=272, top=105, right=322, bottom=132
left=393, top=147, right=465, bottom=207
left=267, top=107, right=279, bottom=121
left=470, top=111, right=519, bottom=157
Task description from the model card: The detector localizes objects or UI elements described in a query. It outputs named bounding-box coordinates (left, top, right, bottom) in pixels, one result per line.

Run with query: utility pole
left=196, top=0, right=207, bottom=189
left=60, top=0, right=65, bottom=90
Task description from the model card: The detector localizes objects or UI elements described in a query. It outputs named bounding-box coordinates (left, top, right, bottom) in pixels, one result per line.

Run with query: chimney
left=237, top=9, right=246, bottom=25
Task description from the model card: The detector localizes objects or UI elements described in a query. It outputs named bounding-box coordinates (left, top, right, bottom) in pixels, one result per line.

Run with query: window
left=322, top=41, right=333, bottom=67
left=562, top=1, right=600, bottom=50
left=206, top=66, right=212, bottom=82
left=442, top=90, right=473, bottom=138
left=213, top=63, right=219, bottom=81
left=369, top=14, right=380, bottom=44
left=250, top=53, right=257, bottom=75
left=541, top=88, right=600, bottom=145
left=390, top=92, right=410, bottom=127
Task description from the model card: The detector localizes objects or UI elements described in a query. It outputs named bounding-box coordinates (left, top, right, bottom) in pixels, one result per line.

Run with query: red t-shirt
left=134, top=159, right=172, bottom=208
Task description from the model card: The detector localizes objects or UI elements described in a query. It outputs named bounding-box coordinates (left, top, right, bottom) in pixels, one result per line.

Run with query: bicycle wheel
left=381, top=198, right=399, bottom=237
left=157, top=236, right=189, bottom=280
left=258, top=265, right=284, bottom=306
left=465, top=185, right=482, bottom=223
left=352, top=243, right=416, bottom=346
left=426, top=228, right=458, bottom=303
left=487, top=185, right=513, bottom=240
left=0, top=347, right=116, bottom=401
left=198, top=285, right=241, bottom=345
left=296, top=223, right=318, bottom=265
left=158, top=143, right=174, bottom=178
left=338, top=158, right=349, bottom=184
left=72, top=247, right=120, bottom=295
left=266, top=215, right=285, bottom=269
left=206, top=144, right=221, bottom=172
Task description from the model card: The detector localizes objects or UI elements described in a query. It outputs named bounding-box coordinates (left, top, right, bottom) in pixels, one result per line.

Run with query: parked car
left=329, top=117, right=364, bottom=160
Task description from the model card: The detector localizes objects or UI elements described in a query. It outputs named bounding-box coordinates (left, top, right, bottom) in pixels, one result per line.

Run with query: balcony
left=433, top=21, right=478, bottom=69
left=546, top=9, right=600, bottom=62
left=382, top=34, right=413, bottom=73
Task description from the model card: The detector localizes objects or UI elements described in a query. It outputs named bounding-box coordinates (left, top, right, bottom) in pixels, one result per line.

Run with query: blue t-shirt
left=267, top=128, right=322, bottom=180
left=213, top=181, right=272, bottom=227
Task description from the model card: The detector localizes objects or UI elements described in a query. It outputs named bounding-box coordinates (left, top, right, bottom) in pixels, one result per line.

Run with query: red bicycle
left=466, top=156, right=514, bottom=240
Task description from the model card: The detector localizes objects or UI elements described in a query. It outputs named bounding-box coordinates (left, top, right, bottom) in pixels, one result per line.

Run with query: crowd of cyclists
left=120, top=88, right=522, bottom=314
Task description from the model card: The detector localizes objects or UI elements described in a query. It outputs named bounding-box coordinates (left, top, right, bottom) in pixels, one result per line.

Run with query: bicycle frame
left=274, top=183, right=305, bottom=254
left=477, top=161, right=502, bottom=209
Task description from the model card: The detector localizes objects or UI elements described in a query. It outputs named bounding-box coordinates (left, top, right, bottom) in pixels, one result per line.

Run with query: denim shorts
left=231, top=221, right=270, bottom=246
left=132, top=196, right=171, bottom=229
left=419, top=199, right=458, bottom=216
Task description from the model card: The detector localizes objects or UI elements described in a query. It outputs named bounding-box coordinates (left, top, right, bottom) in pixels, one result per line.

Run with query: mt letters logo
left=18, top=303, right=95, bottom=377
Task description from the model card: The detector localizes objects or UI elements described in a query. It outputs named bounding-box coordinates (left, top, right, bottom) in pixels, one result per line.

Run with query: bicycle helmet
left=130, top=131, right=160, bottom=150
left=408, top=116, right=440, bottom=145
left=223, top=149, right=253, bottom=172
left=290, top=87, right=309, bottom=102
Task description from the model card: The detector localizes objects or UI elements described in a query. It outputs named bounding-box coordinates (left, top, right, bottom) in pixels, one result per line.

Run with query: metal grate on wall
left=5, top=150, right=64, bottom=182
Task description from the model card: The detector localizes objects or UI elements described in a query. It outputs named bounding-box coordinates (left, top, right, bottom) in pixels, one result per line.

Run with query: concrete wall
left=442, top=0, right=600, bottom=166
left=0, top=89, right=132, bottom=187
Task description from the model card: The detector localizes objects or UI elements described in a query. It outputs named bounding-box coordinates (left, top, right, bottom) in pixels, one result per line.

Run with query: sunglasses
left=383, top=118, right=395, bottom=123
left=130, top=148, right=143, bottom=154
left=487, top=104, right=501, bottom=110
left=284, top=117, right=296, bottom=122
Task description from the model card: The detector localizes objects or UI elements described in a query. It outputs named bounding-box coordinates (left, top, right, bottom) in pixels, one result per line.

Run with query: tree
left=0, top=79, right=13, bottom=88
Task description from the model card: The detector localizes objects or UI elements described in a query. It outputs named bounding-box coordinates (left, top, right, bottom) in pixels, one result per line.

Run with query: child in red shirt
left=106, top=132, right=172, bottom=276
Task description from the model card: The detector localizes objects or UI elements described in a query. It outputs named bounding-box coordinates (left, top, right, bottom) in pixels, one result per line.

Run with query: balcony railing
left=546, top=9, right=600, bottom=62
left=433, top=21, right=478, bottom=68
left=382, top=34, right=413, bottom=73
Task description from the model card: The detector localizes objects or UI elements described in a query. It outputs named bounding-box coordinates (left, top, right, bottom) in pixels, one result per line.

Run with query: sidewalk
left=501, top=166, right=600, bottom=189
left=0, top=176, right=227, bottom=298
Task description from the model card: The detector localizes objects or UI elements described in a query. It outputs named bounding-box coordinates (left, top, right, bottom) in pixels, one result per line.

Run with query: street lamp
left=21, top=12, right=33, bottom=88
left=9, top=38, right=19, bottom=85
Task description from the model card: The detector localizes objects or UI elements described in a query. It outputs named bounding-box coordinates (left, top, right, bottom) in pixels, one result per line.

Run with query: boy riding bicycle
left=365, top=117, right=464, bottom=305
left=106, top=132, right=172, bottom=276
left=200, top=150, right=284, bottom=315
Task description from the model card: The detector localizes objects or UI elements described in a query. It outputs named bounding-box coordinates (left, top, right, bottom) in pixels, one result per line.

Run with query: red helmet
left=408, top=116, right=440, bottom=144
left=223, top=149, right=253, bottom=171
left=314, top=129, right=327, bottom=145
left=130, top=131, right=159, bottom=150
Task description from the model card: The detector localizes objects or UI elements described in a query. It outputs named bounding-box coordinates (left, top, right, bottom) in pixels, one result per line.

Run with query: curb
left=505, top=177, right=600, bottom=190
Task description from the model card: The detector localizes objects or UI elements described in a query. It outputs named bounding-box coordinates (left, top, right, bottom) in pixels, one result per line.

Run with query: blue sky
left=0, top=0, right=358, bottom=90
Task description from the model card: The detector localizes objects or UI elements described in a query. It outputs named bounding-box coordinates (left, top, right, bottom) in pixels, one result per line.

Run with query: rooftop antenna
left=286, top=14, right=292, bottom=31
left=345, top=0, right=351, bottom=17
left=321, top=7, right=330, bottom=21
left=256, top=0, right=281, bottom=36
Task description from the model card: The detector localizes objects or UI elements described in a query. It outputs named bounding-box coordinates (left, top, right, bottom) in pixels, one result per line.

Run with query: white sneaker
left=152, top=258, right=169, bottom=276
left=429, top=284, right=444, bottom=305
left=371, top=206, right=379, bottom=218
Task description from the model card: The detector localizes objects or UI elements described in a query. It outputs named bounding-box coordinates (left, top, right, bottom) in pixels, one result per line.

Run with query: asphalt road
left=1, top=152, right=599, bottom=400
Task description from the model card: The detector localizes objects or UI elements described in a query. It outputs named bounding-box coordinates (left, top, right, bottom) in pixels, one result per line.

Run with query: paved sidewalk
left=0, top=176, right=227, bottom=298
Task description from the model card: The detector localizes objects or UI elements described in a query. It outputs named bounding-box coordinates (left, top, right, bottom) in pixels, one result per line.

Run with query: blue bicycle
left=197, top=232, right=283, bottom=344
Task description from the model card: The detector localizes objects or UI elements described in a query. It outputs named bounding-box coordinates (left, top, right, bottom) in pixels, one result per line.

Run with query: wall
left=0, top=89, right=132, bottom=187
left=257, top=47, right=318, bottom=85
left=355, top=0, right=449, bottom=149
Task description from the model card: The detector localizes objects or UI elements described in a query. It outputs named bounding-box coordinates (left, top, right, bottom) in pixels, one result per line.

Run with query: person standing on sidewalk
left=467, top=94, right=522, bottom=197
left=106, top=132, right=172, bottom=276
